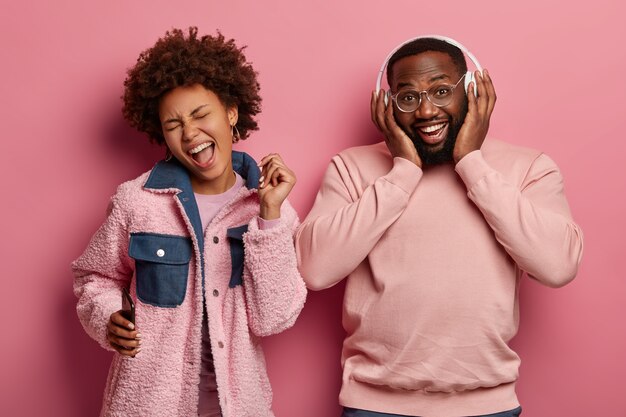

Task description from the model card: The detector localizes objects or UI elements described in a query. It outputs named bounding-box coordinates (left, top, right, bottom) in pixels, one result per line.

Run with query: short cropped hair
left=387, top=37, right=468, bottom=85
left=122, top=27, right=262, bottom=144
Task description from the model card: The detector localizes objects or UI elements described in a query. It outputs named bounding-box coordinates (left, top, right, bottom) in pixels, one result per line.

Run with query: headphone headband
left=375, top=35, right=483, bottom=93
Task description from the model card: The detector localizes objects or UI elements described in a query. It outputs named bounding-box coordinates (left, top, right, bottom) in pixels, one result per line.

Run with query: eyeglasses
left=390, top=74, right=466, bottom=113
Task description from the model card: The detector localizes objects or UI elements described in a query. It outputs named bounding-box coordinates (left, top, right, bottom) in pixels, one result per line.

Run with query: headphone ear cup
left=464, top=71, right=474, bottom=93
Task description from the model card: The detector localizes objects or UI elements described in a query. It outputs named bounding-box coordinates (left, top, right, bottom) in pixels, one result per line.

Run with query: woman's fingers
left=108, top=310, right=141, bottom=356
left=259, top=154, right=293, bottom=188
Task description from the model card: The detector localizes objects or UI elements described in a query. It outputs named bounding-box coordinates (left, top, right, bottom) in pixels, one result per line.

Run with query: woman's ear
left=228, top=105, right=239, bottom=127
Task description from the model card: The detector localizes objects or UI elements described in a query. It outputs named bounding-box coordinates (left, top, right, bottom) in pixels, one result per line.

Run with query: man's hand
left=371, top=89, right=422, bottom=167
left=258, top=153, right=296, bottom=220
left=107, top=310, right=141, bottom=357
left=453, top=70, right=497, bottom=164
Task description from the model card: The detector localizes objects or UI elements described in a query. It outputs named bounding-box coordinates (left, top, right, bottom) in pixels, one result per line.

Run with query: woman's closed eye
left=164, top=122, right=182, bottom=132
left=193, top=112, right=209, bottom=120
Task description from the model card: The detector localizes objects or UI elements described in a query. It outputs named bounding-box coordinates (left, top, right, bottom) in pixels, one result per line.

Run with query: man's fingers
left=474, top=71, right=489, bottom=114
left=375, top=89, right=390, bottom=134
left=483, top=69, right=497, bottom=114
left=466, top=82, right=477, bottom=113
left=384, top=96, right=399, bottom=129
left=371, top=91, right=380, bottom=128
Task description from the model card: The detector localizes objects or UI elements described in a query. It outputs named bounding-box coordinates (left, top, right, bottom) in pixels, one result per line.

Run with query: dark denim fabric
left=129, top=232, right=192, bottom=307
left=226, top=225, right=248, bottom=288
left=341, top=406, right=522, bottom=417
left=142, top=151, right=261, bottom=293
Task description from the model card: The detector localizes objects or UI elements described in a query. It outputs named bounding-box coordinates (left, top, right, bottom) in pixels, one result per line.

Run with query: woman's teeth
left=189, top=142, right=213, bottom=154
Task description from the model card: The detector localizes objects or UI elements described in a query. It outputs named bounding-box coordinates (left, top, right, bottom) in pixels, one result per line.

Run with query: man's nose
left=414, top=94, right=439, bottom=119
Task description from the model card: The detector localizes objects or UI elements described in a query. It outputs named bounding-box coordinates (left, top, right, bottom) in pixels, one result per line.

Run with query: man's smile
left=413, top=120, right=449, bottom=146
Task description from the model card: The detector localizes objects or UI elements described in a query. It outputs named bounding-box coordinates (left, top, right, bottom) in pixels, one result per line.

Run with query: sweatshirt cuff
left=454, top=150, right=494, bottom=190
left=384, top=157, right=423, bottom=194
left=257, top=217, right=281, bottom=230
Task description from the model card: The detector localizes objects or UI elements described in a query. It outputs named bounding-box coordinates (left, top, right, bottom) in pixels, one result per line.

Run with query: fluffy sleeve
left=71, top=189, right=134, bottom=350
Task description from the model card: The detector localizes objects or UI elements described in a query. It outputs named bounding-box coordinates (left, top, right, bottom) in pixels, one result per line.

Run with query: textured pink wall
left=1, top=0, right=623, bottom=415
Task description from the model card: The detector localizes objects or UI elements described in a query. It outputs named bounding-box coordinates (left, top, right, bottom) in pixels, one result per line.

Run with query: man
left=295, top=37, right=583, bottom=417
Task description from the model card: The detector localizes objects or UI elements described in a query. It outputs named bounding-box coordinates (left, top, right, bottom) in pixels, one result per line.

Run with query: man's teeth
left=189, top=142, right=213, bottom=154
left=419, top=123, right=446, bottom=133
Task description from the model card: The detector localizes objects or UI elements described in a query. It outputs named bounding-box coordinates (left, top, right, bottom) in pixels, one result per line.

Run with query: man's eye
left=400, top=94, right=417, bottom=102
left=433, top=87, right=452, bottom=97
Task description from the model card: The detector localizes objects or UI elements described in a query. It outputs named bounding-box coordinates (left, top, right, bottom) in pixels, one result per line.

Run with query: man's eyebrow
left=396, top=81, right=414, bottom=90
left=429, top=74, right=450, bottom=83
left=396, top=74, right=451, bottom=90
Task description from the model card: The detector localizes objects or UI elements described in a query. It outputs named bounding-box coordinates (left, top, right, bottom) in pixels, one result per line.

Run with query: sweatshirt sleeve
left=455, top=150, right=583, bottom=287
left=71, top=192, right=134, bottom=351
left=242, top=200, right=307, bottom=337
left=295, top=155, right=422, bottom=290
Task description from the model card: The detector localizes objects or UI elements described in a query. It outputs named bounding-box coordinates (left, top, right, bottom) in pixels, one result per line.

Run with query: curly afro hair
left=122, top=27, right=262, bottom=145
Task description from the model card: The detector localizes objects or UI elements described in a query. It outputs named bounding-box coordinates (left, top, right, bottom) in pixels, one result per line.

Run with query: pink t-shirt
left=194, top=173, right=279, bottom=416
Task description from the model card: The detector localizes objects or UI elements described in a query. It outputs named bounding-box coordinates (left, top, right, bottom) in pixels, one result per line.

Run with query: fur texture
left=73, top=162, right=306, bottom=417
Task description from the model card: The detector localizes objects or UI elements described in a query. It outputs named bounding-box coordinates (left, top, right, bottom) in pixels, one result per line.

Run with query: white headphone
left=375, top=35, right=483, bottom=103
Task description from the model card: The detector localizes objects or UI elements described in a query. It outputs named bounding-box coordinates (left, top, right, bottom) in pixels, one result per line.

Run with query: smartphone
left=121, top=287, right=135, bottom=325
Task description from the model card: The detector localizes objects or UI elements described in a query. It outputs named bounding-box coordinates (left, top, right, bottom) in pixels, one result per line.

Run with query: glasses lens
left=428, top=84, right=454, bottom=107
left=394, top=83, right=457, bottom=112
left=395, top=91, right=420, bottom=112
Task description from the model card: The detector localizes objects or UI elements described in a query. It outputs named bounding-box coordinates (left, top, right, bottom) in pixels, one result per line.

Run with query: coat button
left=218, top=341, right=224, bottom=348
left=213, top=236, right=219, bottom=244
left=156, top=249, right=165, bottom=257
left=213, top=289, right=219, bottom=297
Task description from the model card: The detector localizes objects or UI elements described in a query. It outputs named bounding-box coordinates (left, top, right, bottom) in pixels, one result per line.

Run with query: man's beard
left=402, top=100, right=468, bottom=165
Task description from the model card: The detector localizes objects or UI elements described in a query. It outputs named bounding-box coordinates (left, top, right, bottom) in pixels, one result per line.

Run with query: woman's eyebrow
left=163, top=104, right=209, bottom=124
left=190, top=104, right=209, bottom=116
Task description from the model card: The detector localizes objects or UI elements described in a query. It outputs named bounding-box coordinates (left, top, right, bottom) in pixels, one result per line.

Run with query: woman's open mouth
left=188, top=142, right=215, bottom=168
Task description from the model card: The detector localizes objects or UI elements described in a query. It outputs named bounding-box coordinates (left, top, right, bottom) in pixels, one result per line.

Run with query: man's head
left=387, top=38, right=469, bottom=165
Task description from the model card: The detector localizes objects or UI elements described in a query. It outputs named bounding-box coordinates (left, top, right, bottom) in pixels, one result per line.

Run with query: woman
left=72, top=27, right=306, bottom=417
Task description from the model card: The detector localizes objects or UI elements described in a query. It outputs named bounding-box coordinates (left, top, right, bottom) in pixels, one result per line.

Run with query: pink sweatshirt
left=295, top=139, right=583, bottom=417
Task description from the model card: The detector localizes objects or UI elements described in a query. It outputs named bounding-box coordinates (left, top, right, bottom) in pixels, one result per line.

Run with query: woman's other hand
left=107, top=311, right=141, bottom=357
left=257, top=153, right=296, bottom=220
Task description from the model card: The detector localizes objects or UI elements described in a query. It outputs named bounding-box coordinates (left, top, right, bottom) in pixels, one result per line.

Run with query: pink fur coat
left=73, top=155, right=307, bottom=417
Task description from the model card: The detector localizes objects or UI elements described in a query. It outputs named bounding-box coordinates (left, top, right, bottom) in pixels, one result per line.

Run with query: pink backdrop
left=1, top=0, right=624, bottom=415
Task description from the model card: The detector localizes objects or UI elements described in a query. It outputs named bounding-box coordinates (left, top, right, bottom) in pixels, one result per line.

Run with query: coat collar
left=143, top=150, right=261, bottom=192
left=141, top=150, right=261, bottom=291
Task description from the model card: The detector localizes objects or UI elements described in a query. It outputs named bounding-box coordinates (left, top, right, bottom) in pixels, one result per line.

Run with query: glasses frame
left=390, top=73, right=466, bottom=113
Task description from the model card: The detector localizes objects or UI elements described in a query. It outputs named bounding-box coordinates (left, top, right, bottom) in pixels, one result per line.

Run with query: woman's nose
left=182, top=122, right=199, bottom=142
